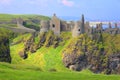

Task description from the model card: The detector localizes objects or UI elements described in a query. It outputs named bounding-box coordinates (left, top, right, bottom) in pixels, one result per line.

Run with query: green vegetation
left=1, top=30, right=120, bottom=80
left=0, top=62, right=120, bottom=80
left=103, top=33, right=120, bottom=55
left=10, top=31, right=71, bottom=71
left=0, top=14, right=50, bottom=30
left=0, top=28, right=12, bottom=38
left=0, top=28, right=13, bottom=62
left=0, top=14, right=50, bottom=21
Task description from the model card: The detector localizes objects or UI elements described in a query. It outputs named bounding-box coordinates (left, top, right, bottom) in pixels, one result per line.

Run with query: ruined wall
left=50, top=14, right=61, bottom=35
left=85, top=22, right=90, bottom=33
left=60, top=21, right=68, bottom=31
left=39, top=14, right=120, bottom=37
left=72, top=21, right=82, bottom=37
left=17, top=18, right=23, bottom=27
left=40, top=20, right=49, bottom=33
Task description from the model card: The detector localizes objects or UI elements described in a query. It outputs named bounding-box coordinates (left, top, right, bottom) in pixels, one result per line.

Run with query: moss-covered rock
left=9, top=31, right=120, bottom=74
left=62, top=33, right=120, bottom=74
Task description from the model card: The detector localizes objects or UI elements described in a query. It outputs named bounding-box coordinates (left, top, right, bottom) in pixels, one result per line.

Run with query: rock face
left=18, top=33, right=36, bottom=59
left=0, top=33, right=11, bottom=63
left=18, top=50, right=28, bottom=59
left=107, top=54, right=120, bottom=74
left=62, top=34, right=120, bottom=74
left=17, top=31, right=61, bottom=59
left=63, top=53, right=88, bottom=71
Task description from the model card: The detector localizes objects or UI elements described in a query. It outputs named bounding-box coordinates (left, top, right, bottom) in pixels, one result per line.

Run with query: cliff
left=62, top=33, right=120, bottom=74
left=0, top=28, right=12, bottom=63
left=9, top=31, right=120, bottom=74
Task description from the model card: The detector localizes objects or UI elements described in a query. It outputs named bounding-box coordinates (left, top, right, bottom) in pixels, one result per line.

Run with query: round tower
left=40, top=20, right=50, bottom=33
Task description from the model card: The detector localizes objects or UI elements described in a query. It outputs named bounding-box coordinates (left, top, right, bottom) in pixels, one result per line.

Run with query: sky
left=0, top=0, right=120, bottom=21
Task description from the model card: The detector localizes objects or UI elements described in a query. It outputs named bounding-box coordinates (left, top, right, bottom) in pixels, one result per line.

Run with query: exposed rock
left=45, top=36, right=54, bottom=47
left=0, top=37, right=11, bottom=63
left=107, top=53, right=120, bottom=74
left=18, top=50, right=28, bottom=59
left=62, top=34, right=120, bottom=74
left=29, top=44, right=37, bottom=53
left=24, top=36, right=34, bottom=51
left=37, top=32, right=46, bottom=48
left=63, top=50, right=88, bottom=71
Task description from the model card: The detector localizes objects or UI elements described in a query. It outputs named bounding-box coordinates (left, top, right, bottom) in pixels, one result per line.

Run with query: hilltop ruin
left=40, top=14, right=120, bottom=37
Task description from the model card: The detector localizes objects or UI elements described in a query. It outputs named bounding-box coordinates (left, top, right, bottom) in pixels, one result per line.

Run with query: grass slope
left=0, top=14, right=50, bottom=21
left=0, top=62, right=120, bottom=80
left=0, top=14, right=50, bottom=29
left=2, top=32, right=120, bottom=80
left=10, top=32, right=72, bottom=71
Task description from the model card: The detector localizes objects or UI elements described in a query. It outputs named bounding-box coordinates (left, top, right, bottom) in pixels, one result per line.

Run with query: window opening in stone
left=52, top=24, right=55, bottom=28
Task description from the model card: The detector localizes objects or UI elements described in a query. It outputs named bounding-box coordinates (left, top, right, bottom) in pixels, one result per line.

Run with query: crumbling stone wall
left=50, top=14, right=61, bottom=35
left=40, top=20, right=49, bottom=33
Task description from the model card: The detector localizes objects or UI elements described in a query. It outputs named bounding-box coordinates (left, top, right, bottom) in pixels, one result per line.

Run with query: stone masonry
left=40, top=14, right=120, bottom=37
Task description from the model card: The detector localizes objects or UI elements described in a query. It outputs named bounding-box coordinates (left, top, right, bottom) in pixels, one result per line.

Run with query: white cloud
left=61, top=0, right=74, bottom=7
left=0, top=0, right=12, bottom=5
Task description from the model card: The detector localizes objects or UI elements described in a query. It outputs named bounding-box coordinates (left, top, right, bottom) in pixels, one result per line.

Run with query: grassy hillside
left=10, top=31, right=72, bottom=71
left=0, top=14, right=50, bottom=21
left=0, top=31, right=120, bottom=80
left=0, top=62, right=120, bottom=80
left=10, top=32, right=120, bottom=71
left=0, top=14, right=50, bottom=30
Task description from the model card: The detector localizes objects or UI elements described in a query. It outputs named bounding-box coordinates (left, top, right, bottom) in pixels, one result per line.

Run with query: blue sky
left=0, top=0, right=120, bottom=21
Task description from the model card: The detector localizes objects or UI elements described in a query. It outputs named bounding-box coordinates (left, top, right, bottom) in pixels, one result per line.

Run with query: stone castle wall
left=40, top=14, right=120, bottom=37
left=40, top=20, right=49, bottom=33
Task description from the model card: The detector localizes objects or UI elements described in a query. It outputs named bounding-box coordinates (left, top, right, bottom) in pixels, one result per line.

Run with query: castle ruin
left=40, top=14, right=120, bottom=37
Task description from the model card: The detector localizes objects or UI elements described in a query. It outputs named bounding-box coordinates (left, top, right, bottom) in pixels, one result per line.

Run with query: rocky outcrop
left=17, top=31, right=61, bottom=59
left=18, top=50, right=28, bottom=59
left=107, top=53, right=120, bottom=74
left=63, top=53, right=88, bottom=71
left=37, top=31, right=60, bottom=48
left=18, top=31, right=61, bottom=59
left=17, top=33, right=36, bottom=59
left=62, top=34, right=120, bottom=74
left=0, top=29, right=11, bottom=63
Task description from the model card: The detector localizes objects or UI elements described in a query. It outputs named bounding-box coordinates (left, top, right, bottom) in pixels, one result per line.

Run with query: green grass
left=3, top=32, right=120, bottom=80
left=10, top=33, right=32, bottom=64
left=12, top=33, right=31, bottom=43
left=10, top=32, right=72, bottom=71
left=0, top=14, right=50, bottom=21
left=0, top=14, right=50, bottom=29
left=24, top=46, right=69, bottom=71
left=0, top=62, right=120, bottom=80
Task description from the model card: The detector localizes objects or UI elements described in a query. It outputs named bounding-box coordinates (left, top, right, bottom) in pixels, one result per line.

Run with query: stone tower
left=72, top=14, right=85, bottom=37
left=109, top=22, right=112, bottom=28
left=85, top=21, right=90, bottom=33
left=72, top=21, right=81, bottom=37
left=96, top=23, right=103, bottom=33
left=40, top=20, right=49, bottom=33
left=81, top=14, right=85, bottom=33
left=50, top=13, right=61, bottom=35
left=115, top=23, right=118, bottom=28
